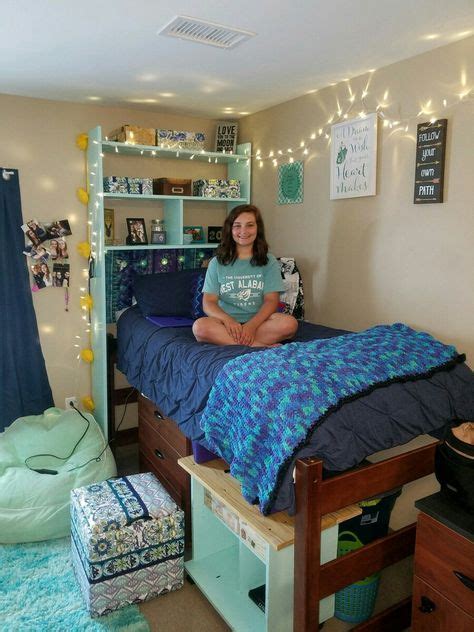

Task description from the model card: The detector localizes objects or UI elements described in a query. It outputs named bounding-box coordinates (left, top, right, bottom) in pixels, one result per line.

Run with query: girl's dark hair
left=216, top=204, right=269, bottom=266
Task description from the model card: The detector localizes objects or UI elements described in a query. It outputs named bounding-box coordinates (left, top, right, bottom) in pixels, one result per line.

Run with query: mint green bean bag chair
left=0, top=407, right=117, bottom=543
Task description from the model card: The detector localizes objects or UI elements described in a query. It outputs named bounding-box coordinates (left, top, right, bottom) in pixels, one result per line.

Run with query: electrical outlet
left=65, top=396, right=78, bottom=409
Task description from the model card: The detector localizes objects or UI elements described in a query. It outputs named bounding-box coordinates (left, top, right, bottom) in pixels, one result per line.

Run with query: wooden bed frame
left=294, top=441, right=438, bottom=631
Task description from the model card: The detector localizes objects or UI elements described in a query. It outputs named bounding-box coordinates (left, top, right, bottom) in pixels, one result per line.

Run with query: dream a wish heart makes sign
left=330, top=113, right=378, bottom=200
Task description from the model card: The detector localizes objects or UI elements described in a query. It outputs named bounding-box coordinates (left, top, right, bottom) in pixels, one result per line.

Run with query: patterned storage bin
left=71, top=472, right=184, bottom=617
left=103, top=176, right=128, bottom=194
left=127, top=177, right=142, bottom=195
left=156, top=129, right=205, bottom=150
left=141, top=178, right=153, bottom=195
left=193, top=178, right=241, bottom=198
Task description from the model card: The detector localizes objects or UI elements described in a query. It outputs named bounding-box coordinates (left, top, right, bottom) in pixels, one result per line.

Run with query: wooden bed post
left=293, top=443, right=438, bottom=632
left=294, top=457, right=323, bottom=632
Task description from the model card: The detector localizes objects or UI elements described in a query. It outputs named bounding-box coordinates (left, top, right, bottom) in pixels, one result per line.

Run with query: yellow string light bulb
left=80, top=294, right=94, bottom=310
left=75, top=133, right=89, bottom=151
left=76, top=187, right=89, bottom=205
left=77, top=241, right=91, bottom=258
left=80, top=348, right=94, bottom=363
left=82, top=396, right=95, bottom=411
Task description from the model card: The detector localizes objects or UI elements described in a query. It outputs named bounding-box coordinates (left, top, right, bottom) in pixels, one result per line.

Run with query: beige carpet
left=139, top=579, right=230, bottom=631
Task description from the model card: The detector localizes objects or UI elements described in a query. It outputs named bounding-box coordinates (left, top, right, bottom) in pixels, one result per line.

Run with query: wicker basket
left=334, top=531, right=380, bottom=623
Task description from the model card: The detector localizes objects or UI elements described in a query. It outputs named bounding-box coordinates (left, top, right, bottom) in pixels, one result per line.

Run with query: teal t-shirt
left=202, top=254, right=284, bottom=323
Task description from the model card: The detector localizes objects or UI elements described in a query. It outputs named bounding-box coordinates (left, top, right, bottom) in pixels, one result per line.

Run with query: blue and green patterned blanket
left=200, top=323, right=463, bottom=514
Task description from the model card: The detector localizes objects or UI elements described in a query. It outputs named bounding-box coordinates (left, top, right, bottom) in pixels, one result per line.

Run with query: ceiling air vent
left=159, top=15, right=256, bottom=49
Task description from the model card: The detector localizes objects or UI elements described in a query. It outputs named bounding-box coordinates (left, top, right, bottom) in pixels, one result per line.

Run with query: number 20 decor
left=207, top=226, right=222, bottom=243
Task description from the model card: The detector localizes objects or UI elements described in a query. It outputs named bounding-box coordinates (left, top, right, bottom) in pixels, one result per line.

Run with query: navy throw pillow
left=133, top=269, right=202, bottom=317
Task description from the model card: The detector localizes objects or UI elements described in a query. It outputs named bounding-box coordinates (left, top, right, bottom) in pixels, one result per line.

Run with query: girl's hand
left=222, top=317, right=242, bottom=343
left=240, top=321, right=257, bottom=346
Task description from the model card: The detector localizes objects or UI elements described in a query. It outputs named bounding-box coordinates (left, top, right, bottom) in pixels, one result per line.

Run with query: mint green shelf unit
left=86, top=126, right=252, bottom=436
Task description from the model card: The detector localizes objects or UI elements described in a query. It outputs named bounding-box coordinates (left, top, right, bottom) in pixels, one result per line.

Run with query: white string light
left=249, top=82, right=472, bottom=167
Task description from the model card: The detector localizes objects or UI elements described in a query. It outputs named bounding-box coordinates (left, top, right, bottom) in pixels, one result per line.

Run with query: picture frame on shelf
left=104, top=208, right=115, bottom=245
left=183, top=225, right=205, bottom=243
left=126, top=217, right=148, bottom=245
left=207, top=226, right=223, bottom=243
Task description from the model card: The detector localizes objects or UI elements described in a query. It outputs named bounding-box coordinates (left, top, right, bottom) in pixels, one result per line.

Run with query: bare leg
left=252, top=313, right=298, bottom=347
left=193, top=316, right=239, bottom=345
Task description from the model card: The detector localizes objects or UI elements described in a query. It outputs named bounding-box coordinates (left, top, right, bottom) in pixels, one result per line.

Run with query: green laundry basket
left=334, top=531, right=381, bottom=623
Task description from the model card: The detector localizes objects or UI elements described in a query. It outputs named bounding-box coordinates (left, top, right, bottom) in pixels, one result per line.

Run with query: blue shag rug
left=0, top=537, right=150, bottom=632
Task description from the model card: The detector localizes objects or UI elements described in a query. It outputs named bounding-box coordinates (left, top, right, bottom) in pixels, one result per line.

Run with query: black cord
left=25, top=405, right=90, bottom=474
left=25, top=389, right=136, bottom=475
left=67, top=387, right=135, bottom=472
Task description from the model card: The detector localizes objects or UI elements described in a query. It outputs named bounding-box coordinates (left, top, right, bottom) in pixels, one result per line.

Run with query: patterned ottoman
left=71, top=472, right=184, bottom=617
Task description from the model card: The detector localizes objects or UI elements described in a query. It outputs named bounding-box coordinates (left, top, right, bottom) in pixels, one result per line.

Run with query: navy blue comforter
left=117, top=306, right=474, bottom=512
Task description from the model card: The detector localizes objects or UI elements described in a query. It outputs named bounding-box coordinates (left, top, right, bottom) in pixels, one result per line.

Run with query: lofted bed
left=111, top=296, right=474, bottom=628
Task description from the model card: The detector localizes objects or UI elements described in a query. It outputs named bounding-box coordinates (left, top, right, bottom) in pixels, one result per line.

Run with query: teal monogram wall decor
left=278, top=161, right=304, bottom=204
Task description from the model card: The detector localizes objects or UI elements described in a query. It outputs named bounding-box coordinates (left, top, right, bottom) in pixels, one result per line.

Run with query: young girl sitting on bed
left=192, top=204, right=298, bottom=347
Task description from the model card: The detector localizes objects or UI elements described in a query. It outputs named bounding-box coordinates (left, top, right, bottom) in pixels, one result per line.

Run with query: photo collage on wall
left=22, top=218, right=71, bottom=291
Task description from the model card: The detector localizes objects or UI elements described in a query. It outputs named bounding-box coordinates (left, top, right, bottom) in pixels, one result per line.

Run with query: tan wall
left=240, top=35, right=474, bottom=362
left=0, top=96, right=220, bottom=416
left=1, top=34, right=472, bottom=424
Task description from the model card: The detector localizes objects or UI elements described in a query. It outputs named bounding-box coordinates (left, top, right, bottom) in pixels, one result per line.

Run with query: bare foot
left=250, top=341, right=282, bottom=348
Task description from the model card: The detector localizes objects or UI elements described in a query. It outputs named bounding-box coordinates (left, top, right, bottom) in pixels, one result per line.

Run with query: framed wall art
left=413, top=118, right=447, bottom=204
left=330, top=113, right=378, bottom=200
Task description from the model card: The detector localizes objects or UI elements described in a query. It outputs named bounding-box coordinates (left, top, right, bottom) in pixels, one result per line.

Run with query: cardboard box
left=153, top=178, right=192, bottom=196
left=107, top=125, right=156, bottom=146
left=156, top=129, right=206, bottom=151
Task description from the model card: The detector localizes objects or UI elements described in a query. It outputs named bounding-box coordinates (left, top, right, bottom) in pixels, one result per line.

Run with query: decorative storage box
left=71, top=473, right=184, bottom=617
left=156, top=129, right=206, bottom=151
left=153, top=178, right=192, bottom=196
left=127, top=177, right=142, bottom=195
left=107, top=125, right=156, bottom=146
left=141, top=178, right=153, bottom=195
left=193, top=178, right=241, bottom=199
left=103, top=177, right=153, bottom=195
left=103, top=176, right=128, bottom=194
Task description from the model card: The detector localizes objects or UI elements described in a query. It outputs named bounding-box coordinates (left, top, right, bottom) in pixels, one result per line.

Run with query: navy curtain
left=0, top=168, right=53, bottom=431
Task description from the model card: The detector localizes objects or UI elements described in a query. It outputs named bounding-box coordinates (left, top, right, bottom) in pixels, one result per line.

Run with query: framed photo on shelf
left=104, top=208, right=115, bottom=245
left=126, top=217, right=148, bottom=245
left=183, top=225, right=204, bottom=243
